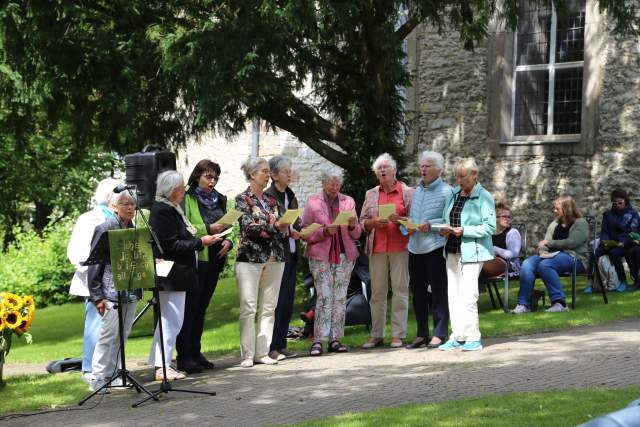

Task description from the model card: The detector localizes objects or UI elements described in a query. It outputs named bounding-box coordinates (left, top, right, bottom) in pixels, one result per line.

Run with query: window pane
left=553, top=68, right=582, bottom=134
left=514, top=70, right=549, bottom=136
left=556, top=0, right=586, bottom=63
left=516, top=4, right=552, bottom=66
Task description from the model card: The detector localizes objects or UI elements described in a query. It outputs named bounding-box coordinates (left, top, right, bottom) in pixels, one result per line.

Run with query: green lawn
left=6, top=276, right=640, bottom=363
left=0, top=373, right=87, bottom=416
left=287, top=387, right=640, bottom=427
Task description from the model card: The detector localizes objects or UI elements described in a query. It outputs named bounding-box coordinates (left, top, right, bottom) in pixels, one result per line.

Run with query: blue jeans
left=82, top=299, right=102, bottom=372
left=517, top=253, right=585, bottom=306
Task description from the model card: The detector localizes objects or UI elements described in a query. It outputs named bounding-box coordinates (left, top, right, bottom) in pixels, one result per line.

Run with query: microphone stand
left=131, top=193, right=216, bottom=408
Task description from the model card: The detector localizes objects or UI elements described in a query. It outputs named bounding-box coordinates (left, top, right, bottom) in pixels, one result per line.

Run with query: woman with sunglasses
left=480, top=202, right=521, bottom=279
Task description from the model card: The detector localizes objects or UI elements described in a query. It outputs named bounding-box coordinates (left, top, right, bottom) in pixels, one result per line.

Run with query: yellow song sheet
left=378, top=203, right=396, bottom=219
left=398, top=219, right=419, bottom=230
left=331, top=211, right=353, bottom=226
left=215, top=210, right=243, bottom=225
left=300, top=223, right=322, bottom=236
left=279, top=209, right=302, bottom=224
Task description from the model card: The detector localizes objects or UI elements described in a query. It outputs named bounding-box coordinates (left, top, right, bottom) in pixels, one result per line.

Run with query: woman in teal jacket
left=438, top=158, right=495, bottom=352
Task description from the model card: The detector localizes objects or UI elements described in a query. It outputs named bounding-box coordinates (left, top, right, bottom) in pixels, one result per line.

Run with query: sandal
left=309, top=342, right=323, bottom=356
left=328, top=340, right=348, bottom=353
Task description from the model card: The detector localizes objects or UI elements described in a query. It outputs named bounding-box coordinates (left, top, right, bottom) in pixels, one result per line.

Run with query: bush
left=0, top=221, right=75, bottom=308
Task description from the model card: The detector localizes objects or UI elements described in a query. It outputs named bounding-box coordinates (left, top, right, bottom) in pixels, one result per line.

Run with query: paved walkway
left=3, top=320, right=640, bottom=426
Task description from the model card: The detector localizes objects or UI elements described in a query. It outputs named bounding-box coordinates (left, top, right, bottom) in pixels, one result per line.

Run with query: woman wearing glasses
left=480, top=202, right=521, bottom=279
left=176, top=160, right=233, bottom=374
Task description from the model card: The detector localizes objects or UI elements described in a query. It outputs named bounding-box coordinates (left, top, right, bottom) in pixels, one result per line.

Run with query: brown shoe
left=155, top=366, right=186, bottom=381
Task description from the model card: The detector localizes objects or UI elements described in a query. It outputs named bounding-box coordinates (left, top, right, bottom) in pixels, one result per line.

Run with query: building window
left=512, top=1, right=586, bottom=138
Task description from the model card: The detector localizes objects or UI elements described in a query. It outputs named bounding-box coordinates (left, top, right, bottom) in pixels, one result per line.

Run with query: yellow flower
left=3, top=310, right=23, bottom=330
left=23, top=295, right=35, bottom=308
left=17, top=315, right=33, bottom=334
left=0, top=299, right=4, bottom=313
left=0, top=316, right=5, bottom=331
left=4, top=293, right=23, bottom=310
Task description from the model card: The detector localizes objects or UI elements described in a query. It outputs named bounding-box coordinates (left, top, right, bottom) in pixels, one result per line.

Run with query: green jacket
left=184, top=189, right=228, bottom=263
left=542, top=218, right=590, bottom=268
left=443, top=182, right=496, bottom=263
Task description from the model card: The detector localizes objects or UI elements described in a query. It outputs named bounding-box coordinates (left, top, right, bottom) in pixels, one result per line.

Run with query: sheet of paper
left=279, top=208, right=302, bottom=224
left=378, top=203, right=396, bottom=219
left=213, top=228, right=233, bottom=238
left=398, top=219, right=419, bottom=230
left=429, top=223, right=449, bottom=231
left=215, top=210, right=243, bottom=225
left=155, top=259, right=174, bottom=278
left=331, top=211, right=353, bottom=226
left=300, top=223, right=322, bottom=236
left=539, top=251, right=560, bottom=259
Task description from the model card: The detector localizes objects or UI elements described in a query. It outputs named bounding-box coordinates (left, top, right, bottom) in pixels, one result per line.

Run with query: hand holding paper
left=279, top=208, right=301, bottom=224
left=331, top=211, right=353, bottom=226
left=378, top=203, right=396, bottom=219
left=398, top=219, right=419, bottom=230
left=300, top=223, right=322, bottom=237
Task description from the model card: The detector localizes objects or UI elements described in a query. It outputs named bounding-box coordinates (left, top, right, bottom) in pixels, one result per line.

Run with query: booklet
left=215, top=210, right=243, bottom=225
left=378, top=203, right=396, bottom=219
left=429, top=223, right=449, bottom=231
left=279, top=208, right=302, bottom=224
left=398, top=219, right=419, bottom=230
left=331, top=211, right=353, bottom=226
left=539, top=251, right=560, bottom=259
left=213, top=228, right=233, bottom=238
left=300, top=223, right=323, bottom=236
left=155, top=259, right=174, bottom=278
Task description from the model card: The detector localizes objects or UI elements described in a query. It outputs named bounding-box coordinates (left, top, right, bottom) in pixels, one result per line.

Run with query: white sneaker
left=268, top=350, right=286, bottom=361
left=240, top=358, right=254, bottom=368
left=511, top=304, right=531, bottom=314
left=545, top=302, right=569, bottom=313
left=253, top=356, right=278, bottom=365
left=89, top=378, right=109, bottom=394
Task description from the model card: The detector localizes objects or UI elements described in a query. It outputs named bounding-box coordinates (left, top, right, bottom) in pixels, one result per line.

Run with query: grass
left=288, top=386, right=640, bottom=427
left=6, top=276, right=640, bottom=363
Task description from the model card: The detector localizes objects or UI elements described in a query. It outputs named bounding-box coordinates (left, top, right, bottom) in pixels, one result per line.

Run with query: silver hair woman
left=405, top=150, right=452, bottom=349
left=264, top=155, right=302, bottom=361
left=438, top=157, right=495, bottom=352
left=148, top=170, right=220, bottom=380
left=235, top=157, right=289, bottom=368
left=360, top=153, right=414, bottom=349
left=301, top=166, right=361, bottom=356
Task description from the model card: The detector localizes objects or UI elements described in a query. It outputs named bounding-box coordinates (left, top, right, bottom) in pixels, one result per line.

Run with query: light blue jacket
left=405, top=177, right=452, bottom=254
left=443, top=182, right=496, bottom=263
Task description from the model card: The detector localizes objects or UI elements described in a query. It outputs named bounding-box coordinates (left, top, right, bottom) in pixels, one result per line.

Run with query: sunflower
left=4, top=293, right=23, bottom=310
left=0, top=316, right=5, bottom=331
left=23, top=295, right=35, bottom=308
left=3, top=310, right=23, bottom=330
left=17, top=315, right=32, bottom=335
left=0, top=299, right=4, bottom=313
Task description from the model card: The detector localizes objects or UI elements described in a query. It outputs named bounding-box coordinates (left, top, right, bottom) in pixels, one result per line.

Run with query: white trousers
left=149, top=291, right=185, bottom=367
left=446, top=253, right=483, bottom=342
left=235, top=261, right=285, bottom=360
left=91, top=300, right=137, bottom=381
left=369, top=252, right=409, bottom=339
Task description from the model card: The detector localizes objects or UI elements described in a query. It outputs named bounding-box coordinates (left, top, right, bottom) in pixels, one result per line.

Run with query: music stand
left=130, top=193, right=216, bottom=408
left=78, top=228, right=157, bottom=405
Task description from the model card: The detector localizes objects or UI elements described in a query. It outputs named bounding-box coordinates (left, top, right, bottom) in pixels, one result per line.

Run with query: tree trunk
left=33, top=202, right=53, bottom=233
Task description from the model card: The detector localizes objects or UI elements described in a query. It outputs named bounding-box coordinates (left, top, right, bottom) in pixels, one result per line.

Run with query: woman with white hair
left=67, top=177, right=120, bottom=378
left=235, top=157, right=289, bottom=368
left=301, top=167, right=361, bottom=356
left=404, top=151, right=452, bottom=349
left=438, top=158, right=495, bottom=352
left=149, top=170, right=221, bottom=380
left=360, top=153, right=414, bottom=349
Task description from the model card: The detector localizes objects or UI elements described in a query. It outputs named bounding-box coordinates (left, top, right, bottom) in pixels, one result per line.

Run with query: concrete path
left=2, top=320, right=640, bottom=426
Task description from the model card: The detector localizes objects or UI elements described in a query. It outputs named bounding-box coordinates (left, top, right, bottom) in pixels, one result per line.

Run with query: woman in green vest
left=176, top=159, right=233, bottom=374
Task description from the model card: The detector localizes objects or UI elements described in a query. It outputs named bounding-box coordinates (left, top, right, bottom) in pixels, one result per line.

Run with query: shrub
left=0, top=221, right=75, bottom=308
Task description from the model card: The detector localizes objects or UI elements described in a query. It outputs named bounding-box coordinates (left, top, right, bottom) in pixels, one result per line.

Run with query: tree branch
left=394, top=15, right=421, bottom=44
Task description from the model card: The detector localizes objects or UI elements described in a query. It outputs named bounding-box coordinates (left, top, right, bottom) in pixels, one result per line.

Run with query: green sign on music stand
left=108, top=227, right=155, bottom=290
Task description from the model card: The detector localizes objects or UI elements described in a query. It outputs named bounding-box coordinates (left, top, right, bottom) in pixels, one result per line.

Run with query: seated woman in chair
left=585, top=189, right=639, bottom=293
left=480, top=202, right=521, bottom=279
left=512, top=195, right=588, bottom=314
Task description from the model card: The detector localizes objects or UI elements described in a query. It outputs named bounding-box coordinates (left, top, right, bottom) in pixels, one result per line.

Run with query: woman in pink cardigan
left=301, top=168, right=362, bottom=356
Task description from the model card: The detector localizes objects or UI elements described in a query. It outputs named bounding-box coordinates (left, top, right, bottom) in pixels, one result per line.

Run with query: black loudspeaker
left=125, top=145, right=177, bottom=208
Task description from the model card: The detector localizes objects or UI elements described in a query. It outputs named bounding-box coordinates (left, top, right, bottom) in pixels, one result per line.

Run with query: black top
left=264, top=182, right=301, bottom=262
left=552, top=223, right=570, bottom=240
left=492, top=227, right=511, bottom=250
left=149, top=202, right=203, bottom=292
left=446, top=194, right=469, bottom=254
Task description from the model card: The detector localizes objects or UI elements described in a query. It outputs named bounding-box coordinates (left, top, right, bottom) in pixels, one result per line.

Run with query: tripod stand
left=79, top=290, right=156, bottom=405
left=132, top=198, right=216, bottom=407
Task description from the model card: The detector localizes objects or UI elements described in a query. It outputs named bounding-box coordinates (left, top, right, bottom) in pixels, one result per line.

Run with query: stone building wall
left=407, top=13, right=640, bottom=247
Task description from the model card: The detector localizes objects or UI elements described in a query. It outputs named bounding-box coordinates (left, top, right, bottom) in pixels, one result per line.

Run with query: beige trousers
left=446, top=253, right=483, bottom=342
left=235, top=261, right=285, bottom=360
left=369, top=252, right=409, bottom=339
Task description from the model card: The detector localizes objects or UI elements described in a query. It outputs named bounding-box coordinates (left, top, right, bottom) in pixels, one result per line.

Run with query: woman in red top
left=360, top=153, right=413, bottom=348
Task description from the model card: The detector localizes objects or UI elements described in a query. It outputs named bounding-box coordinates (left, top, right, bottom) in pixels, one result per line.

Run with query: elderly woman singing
left=360, top=153, right=413, bottom=349
left=301, top=168, right=361, bottom=356
left=438, top=158, right=495, bottom=352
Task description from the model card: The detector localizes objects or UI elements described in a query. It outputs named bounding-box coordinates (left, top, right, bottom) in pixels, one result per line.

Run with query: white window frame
left=510, top=4, right=584, bottom=142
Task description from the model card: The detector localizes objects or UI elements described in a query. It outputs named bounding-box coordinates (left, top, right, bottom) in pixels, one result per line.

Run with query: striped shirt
left=446, top=194, right=469, bottom=254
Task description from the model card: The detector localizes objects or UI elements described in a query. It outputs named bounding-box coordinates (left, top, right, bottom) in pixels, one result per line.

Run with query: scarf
left=155, top=196, right=198, bottom=237
left=194, top=186, right=219, bottom=209
left=98, top=203, right=115, bottom=220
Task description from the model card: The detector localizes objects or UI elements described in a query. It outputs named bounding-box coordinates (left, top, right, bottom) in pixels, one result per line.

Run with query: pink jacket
left=302, top=191, right=362, bottom=262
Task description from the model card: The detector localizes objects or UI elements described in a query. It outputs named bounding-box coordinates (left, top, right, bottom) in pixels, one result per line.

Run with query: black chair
left=560, top=215, right=608, bottom=310
left=481, top=223, right=527, bottom=313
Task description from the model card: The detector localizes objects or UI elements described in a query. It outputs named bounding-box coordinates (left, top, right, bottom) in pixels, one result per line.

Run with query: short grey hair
left=372, top=153, right=397, bottom=172
left=269, top=155, right=292, bottom=175
left=113, top=190, right=138, bottom=205
left=93, top=178, right=121, bottom=206
left=240, top=157, right=268, bottom=181
left=453, top=158, right=479, bottom=175
left=320, top=167, right=344, bottom=184
left=156, top=170, right=184, bottom=198
left=418, top=151, right=444, bottom=172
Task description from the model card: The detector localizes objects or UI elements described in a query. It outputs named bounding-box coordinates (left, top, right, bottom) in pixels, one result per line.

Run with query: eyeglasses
left=613, top=200, right=626, bottom=206
left=497, top=215, right=512, bottom=219
left=202, top=174, right=219, bottom=181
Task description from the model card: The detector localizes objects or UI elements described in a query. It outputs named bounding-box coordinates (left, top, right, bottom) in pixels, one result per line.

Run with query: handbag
left=597, top=254, right=620, bottom=291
